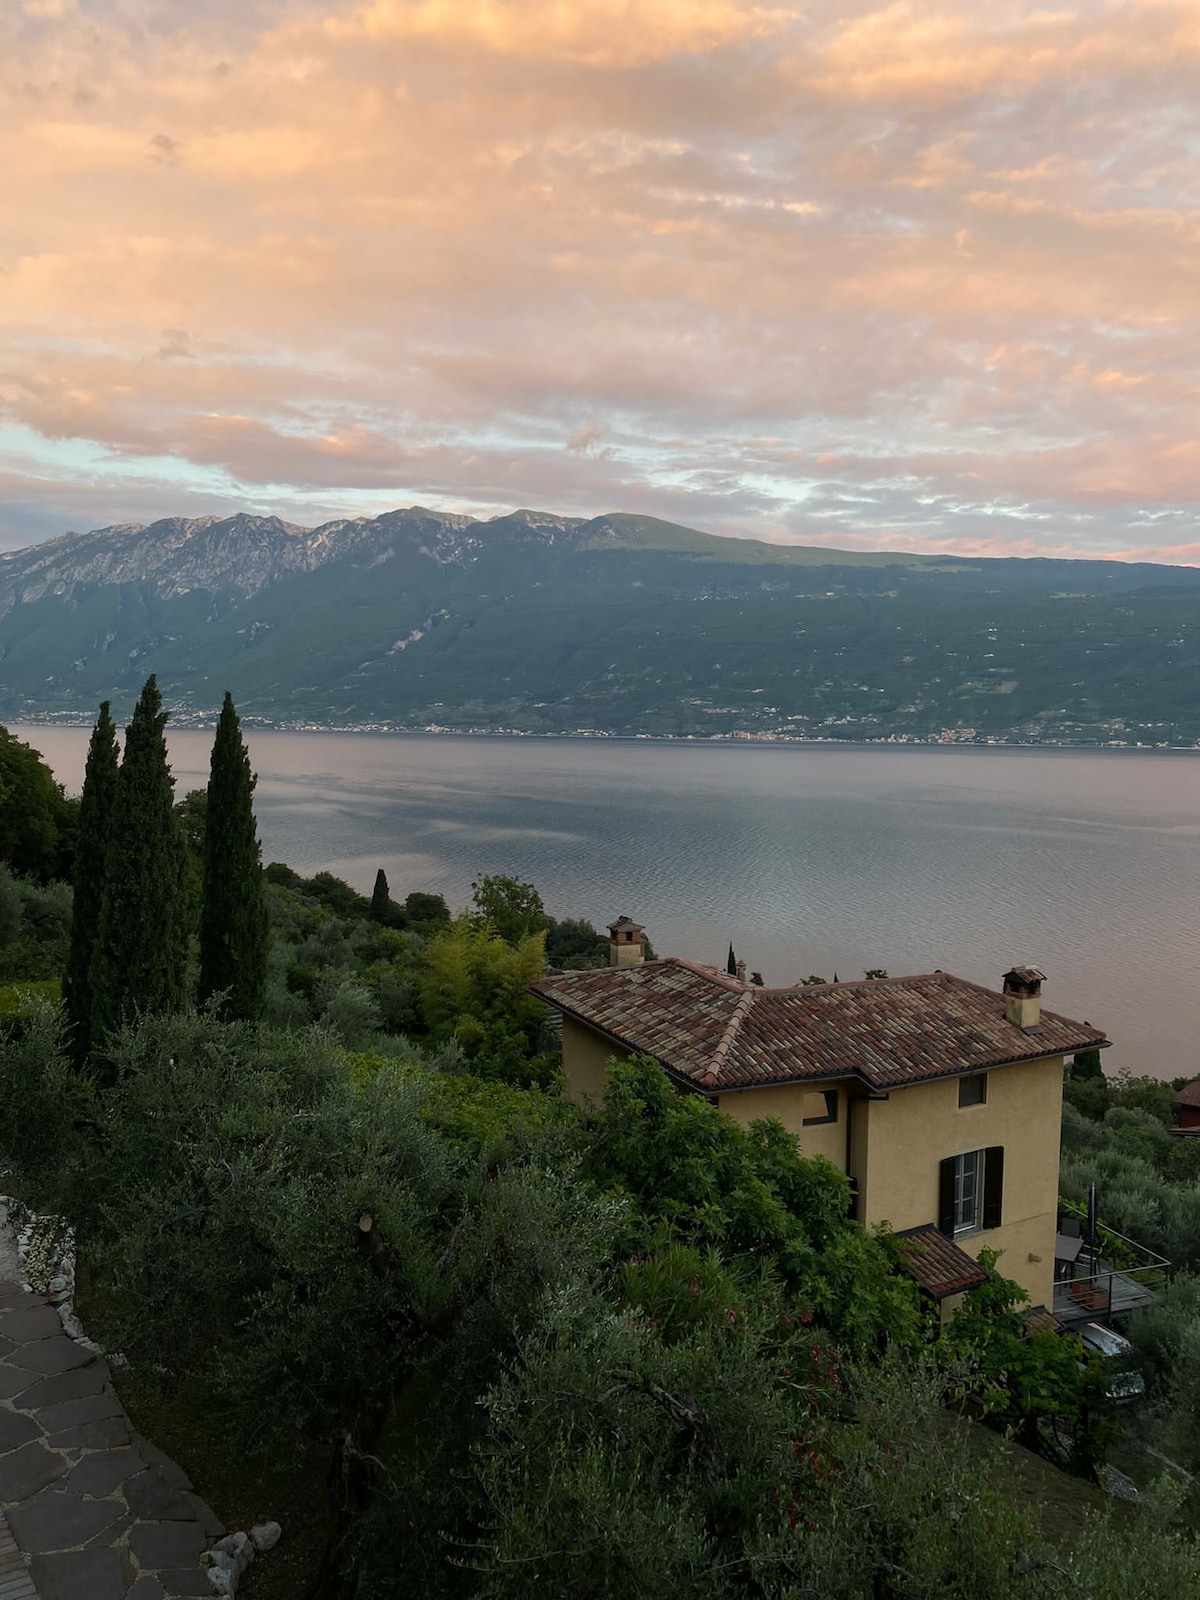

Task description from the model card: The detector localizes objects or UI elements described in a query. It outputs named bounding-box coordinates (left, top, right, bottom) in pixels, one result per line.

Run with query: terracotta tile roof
left=893, top=1226, right=988, bottom=1299
left=1175, top=1079, right=1200, bottom=1109
left=1022, top=1306, right=1064, bottom=1338
left=530, top=959, right=1107, bottom=1092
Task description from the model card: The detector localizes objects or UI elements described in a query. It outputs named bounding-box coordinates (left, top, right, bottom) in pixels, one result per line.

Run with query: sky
left=3, top=0, right=1200, bottom=562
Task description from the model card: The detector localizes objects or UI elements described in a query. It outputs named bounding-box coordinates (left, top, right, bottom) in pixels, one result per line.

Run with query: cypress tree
left=726, top=942, right=738, bottom=977
left=198, top=692, right=269, bottom=1021
left=90, top=676, right=187, bottom=1041
left=63, top=701, right=119, bottom=1063
left=370, top=868, right=391, bottom=924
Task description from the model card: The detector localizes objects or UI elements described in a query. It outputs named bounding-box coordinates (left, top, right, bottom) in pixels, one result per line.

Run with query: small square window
left=803, top=1089, right=838, bottom=1126
left=958, top=1074, right=987, bottom=1108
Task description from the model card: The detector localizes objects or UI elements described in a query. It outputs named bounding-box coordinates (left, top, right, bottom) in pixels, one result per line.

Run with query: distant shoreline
left=11, top=716, right=1200, bottom=755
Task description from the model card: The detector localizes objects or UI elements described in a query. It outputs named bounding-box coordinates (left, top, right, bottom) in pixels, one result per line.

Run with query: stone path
left=0, top=1277, right=223, bottom=1599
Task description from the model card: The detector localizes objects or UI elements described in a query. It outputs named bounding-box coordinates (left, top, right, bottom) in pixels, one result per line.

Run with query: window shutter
left=938, top=1157, right=956, bottom=1237
left=982, top=1146, right=1005, bottom=1229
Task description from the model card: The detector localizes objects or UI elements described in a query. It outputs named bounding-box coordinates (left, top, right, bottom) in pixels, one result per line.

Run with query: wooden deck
left=1052, top=1269, right=1160, bottom=1327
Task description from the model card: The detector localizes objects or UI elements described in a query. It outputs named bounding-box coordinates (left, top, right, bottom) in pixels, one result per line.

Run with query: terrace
left=1052, top=1201, right=1169, bottom=1329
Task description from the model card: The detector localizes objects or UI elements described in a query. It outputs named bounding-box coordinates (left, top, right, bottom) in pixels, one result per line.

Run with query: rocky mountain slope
left=3, top=507, right=1200, bottom=744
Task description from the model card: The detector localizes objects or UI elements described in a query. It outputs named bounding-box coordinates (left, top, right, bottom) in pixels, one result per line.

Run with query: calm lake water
left=17, top=728, right=1200, bottom=1079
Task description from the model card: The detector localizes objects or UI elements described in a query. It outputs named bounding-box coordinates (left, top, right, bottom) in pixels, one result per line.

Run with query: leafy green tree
left=726, top=941, right=737, bottom=976
left=471, top=874, right=548, bottom=947
left=544, top=915, right=607, bottom=969
left=940, top=1250, right=1111, bottom=1472
left=0, top=726, right=69, bottom=882
left=402, top=890, right=451, bottom=931
left=420, top=915, right=551, bottom=1083
left=90, top=677, right=187, bottom=1042
left=62, top=702, right=119, bottom=1063
left=302, top=870, right=372, bottom=920
left=583, top=1055, right=921, bottom=1351
left=198, top=694, right=269, bottom=1021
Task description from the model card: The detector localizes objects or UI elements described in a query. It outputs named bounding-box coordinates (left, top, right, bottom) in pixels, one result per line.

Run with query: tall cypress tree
left=90, top=676, right=187, bottom=1042
left=726, top=942, right=738, bottom=977
left=63, top=701, right=119, bottom=1063
left=370, top=868, right=391, bottom=924
left=198, top=692, right=268, bottom=1021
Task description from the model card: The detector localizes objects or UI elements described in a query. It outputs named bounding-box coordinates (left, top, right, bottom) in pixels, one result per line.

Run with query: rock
left=205, top=1567, right=236, bottom=1596
left=249, top=1520, right=281, bottom=1552
left=48, top=1276, right=68, bottom=1296
left=212, top=1531, right=253, bottom=1571
left=58, top=1303, right=86, bottom=1339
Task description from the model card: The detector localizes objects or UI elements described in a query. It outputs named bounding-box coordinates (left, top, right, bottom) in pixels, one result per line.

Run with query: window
left=938, top=1147, right=1004, bottom=1239
left=958, top=1073, right=987, bottom=1108
left=953, top=1150, right=982, bottom=1233
left=802, top=1089, right=838, bottom=1126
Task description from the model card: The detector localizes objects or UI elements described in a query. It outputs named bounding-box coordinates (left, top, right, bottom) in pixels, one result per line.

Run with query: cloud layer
left=3, top=0, right=1200, bottom=557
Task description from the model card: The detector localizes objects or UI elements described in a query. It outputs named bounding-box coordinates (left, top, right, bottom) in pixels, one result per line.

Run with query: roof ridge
left=699, top=988, right=756, bottom=1087
left=665, top=955, right=748, bottom=992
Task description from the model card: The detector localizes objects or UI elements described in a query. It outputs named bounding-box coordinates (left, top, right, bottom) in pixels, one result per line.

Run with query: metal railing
left=1053, top=1200, right=1169, bottom=1321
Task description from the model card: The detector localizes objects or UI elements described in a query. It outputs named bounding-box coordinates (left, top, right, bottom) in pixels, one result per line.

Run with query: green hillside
left=3, top=506, right=1200, bottom=742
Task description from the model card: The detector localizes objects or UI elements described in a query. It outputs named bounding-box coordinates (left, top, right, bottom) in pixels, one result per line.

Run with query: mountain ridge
left=1, top=504, right=958, bottom=610
left=4, top=505, right=1200, bottom=744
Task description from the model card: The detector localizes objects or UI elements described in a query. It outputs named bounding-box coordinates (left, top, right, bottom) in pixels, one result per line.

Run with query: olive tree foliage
left=1060, top=1101, right=1200, bottom=1270
left=0, top=1005, right=611, bottom=1595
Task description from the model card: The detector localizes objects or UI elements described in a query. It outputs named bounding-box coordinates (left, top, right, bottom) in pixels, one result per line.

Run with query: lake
left=16, top=728, right=1200, bottom=1079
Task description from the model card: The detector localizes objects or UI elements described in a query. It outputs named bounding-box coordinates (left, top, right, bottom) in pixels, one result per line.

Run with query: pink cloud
left=2, top=0, right=1200, bottom=559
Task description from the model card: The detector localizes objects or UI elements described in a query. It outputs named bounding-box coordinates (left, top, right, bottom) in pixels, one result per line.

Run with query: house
left=531, top=920, right=1109, bottom=1312
left=1173, top=1079, right=1200, bottom=1131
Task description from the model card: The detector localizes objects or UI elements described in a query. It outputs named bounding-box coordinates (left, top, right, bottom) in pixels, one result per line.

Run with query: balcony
left=1052, top=1202, right=1169, bottom=1329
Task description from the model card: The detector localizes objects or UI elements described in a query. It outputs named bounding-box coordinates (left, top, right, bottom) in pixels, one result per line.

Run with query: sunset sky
left=4, top=0, right=1200, bottom=559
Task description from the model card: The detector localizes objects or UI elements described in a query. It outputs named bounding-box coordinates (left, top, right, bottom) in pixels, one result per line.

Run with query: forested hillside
left=5, top=508, right=1200, bottom=743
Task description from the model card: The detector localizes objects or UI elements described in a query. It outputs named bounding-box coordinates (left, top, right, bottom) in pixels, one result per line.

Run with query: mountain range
left=3, top=506, right=1200, bottom=743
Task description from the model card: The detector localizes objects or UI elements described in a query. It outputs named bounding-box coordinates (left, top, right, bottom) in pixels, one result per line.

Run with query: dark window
left=938, top=1146, right=1004, bottom=1238
left=958, top=1074, right=987, bottom=1108
left=803, top=1089, right=839, bottom=1126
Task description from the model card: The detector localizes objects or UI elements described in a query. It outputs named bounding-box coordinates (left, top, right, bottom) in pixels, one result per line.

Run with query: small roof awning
left=894, top=1226, right=989, bottom=1300
left=1055, top=1233, right=1084, bottom=1265
left=1023, top=1305, right=1063, bottom=1338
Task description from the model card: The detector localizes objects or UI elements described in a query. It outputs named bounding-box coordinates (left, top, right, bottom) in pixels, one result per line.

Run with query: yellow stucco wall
left=716, top=1082, right=852, bottom=1169
left=858, top=1056, right=1064, bottom=1307
left=560, top=1016, right=631, bottom=1105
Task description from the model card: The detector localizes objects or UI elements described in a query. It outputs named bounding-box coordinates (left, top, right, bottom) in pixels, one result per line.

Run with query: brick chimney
left=608, top=916, right=647, bottom=968
left=1003, top=966, right=1045, bottom=1032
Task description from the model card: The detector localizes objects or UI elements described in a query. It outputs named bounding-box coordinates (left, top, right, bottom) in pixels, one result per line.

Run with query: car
left=1077, top=1321, right=1146, bottom=1402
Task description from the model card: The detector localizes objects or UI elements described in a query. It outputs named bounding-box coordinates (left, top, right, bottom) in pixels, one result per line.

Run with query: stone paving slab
left=0, top=1288, right=225, bottom=1600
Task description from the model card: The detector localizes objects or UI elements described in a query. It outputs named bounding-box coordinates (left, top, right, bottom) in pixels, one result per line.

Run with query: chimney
left=608, top=916, right=647, bottom=969
left=735, top=958, right=748, bottom=984
left=1003, top=966, right=1045, bottom=1032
